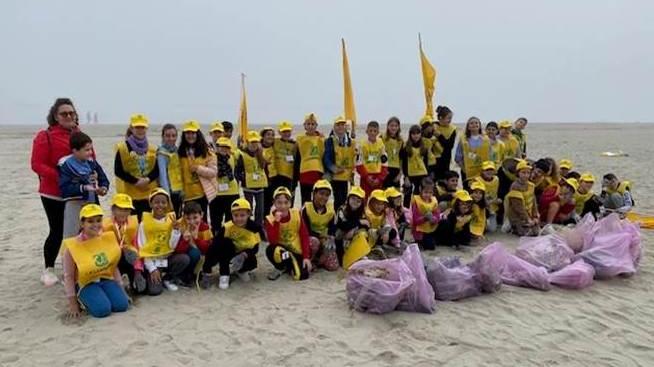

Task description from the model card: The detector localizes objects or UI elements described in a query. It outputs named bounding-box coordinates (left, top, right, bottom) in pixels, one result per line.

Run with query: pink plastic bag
left=548, top=259, right=595, bottom=289
left=469, top=250, right=503, bottom=293
left=426, top=258, right=481, bottom=301
left=396, top=244, right=436, bottom=313
left=516, top=234, right=574, bottom=272
left=559, top=213, right=595, bottom=253
left=346, top=258, right=416, bottom=314
left=480, top=243, right=551, bottom=291
left=577, top=232, right=638, bottom=279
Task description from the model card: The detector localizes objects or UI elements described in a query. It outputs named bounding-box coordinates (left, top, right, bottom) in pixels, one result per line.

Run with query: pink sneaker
left=41, top=268, right=59, bottom=287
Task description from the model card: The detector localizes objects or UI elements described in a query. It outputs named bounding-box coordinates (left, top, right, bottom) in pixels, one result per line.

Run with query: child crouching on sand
left=302, top=180, right=339, bottom=271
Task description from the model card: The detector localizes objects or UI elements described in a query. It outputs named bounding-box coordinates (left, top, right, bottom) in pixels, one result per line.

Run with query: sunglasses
left=59, top=111, right=77, bottom=117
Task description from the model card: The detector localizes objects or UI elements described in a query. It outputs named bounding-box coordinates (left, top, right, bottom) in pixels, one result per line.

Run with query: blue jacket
left=58, top=156, right=109, bottom=202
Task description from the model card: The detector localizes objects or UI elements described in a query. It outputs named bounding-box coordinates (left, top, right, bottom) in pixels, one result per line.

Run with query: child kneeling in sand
left=175, top=201, right=212, bottom=286
left=503, top=160, right=540, bottom=236
left=201, top=198, right=265, bottom=289
left=136, top=189, right=188, bottom=295
left=335, top=186, right=369, bottom=266
left=365, top=189, right=401, bottom=258
left=301, top=180, right=339, bottom=271
left=411, top=178, right=440, bottom=250
left=63, top=204, right=129, bottom=318
left=265, top=187, right=313, bottom=280
left=435, top=190, right=474, bottom=248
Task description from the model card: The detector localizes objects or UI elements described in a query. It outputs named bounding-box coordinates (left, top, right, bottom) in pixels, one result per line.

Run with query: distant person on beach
left=114, top=114, right=159, bottom=219
left=31, top=98, right=82, bottom=287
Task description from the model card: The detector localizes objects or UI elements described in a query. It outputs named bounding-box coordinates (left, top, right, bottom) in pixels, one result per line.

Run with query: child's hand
left=67, top=297, right=81, bottom=319
left=135, top=178, right=150, bottom=189
left=150, top=270, right=162, bottom=284
left=458, top=215, right=471, bottom=224
left=83, top=184, right=97, bottom=192
left=303, top=259, right=313, bottom=272
left=274, top=211, right=283, bottom=222
left=359, top=219, right=370, bottom=227
left=97, top=187, right=108, bottom=196
left=183, top=230, right=192, bottom=242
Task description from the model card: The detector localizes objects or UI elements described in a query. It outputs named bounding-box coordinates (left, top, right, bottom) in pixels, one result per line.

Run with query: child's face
left=486, top=126, right=498, bottom=138
left=232, top=209, right=249, bottom=226
left=603, top=178, right=618, bottom=191
left=370, top=199, right=386, bottom=214
left=481, top=169, right=495, bottom=180
left=518, top=169, right=531, bottom=182
left=132, top=126, right=147, bottom=139
left=458, top=201, right=472, bottom=214
left=366, top=126, right=379, bottom=140
left=471, top=189, right=483, bottom=203
left=559, top=185, right=574, bottom=201
left=274, top=195, right=291, bottom=213
left=184, top=212, right=202, bottom=228
left=446, top=177, right=459, bottom=191
left=184, top=131, right=197, bottom=144
left=467, top=120, right=481, bottom=134
left=410, top=131, right=422, bottom=143
left=391, top=197, right=402, bottom=207
left=150, top=194, right=169, bottom=217
left=281, top=130, right=292, bottom=140
left=334, top=122, right=346, bottom=136
left=81, top=215, right=103, bottom=237
left=560, top=167, right=570, bottom=177
left=387, top=121, right=399, bottom=136
left=439, top=112, right=452, bottom=125
left=224, top=128, right=233, bottom=139
left=579, top=180, right=593, bottom=193
left=262, top=131, right=275, bottom=145
left=530, top=168, right=545, bottom=181
left=313, top=189, right=331, bottom=208
left=516, top=119, right=527, bottom=130
left=112, top=207, right=131, bottom=222
left=422, top=125, right=433, bottom=136
left=248, top=141, right=261, bottom=152
left=499, top=127, right=510, bottom=138
left=348, top=196, right=362, bottom=210
left=163, top=128, right=178, bottom=146
left=209, top=131, right=222, bottom=143
left=73, top=142, right=94, bottom=161
left=217, top=146, right=231, bottom=156
left=421, top=187, right=433, bottom=200
left=304, top=120, right=317, bottom=134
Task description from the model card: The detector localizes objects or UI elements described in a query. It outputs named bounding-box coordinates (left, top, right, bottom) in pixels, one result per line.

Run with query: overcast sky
left=1, top=0, right=652, bottom=125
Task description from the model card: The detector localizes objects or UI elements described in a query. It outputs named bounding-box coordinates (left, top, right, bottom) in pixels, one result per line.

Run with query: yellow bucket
left=343, top=231, right=371, bottom=270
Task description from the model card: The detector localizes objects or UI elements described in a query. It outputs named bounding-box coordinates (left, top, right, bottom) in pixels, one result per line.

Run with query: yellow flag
left=238, top=73, right=248, bottom=141
left=419, top=33, right=437, bottom=118
left=342, top=38, right=357, bottom=131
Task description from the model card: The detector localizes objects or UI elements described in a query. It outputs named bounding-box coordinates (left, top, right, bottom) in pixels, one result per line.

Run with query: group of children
left=58, top=110, right=635, bottom=319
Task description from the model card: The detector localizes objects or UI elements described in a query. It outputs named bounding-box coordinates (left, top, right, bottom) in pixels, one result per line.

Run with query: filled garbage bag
left=548, top=259, right=595, bottom=289
left=426, top=257, right=481, bottom=301
left=396, top=244, right=436, bottom=313
left=516, top=234, right=574, bottom=272
left=468, top=249, right=503, bottom=293
left=479, top=243, right=551, bottom=291
left=346, top=258, right=416, bottom=314
left=559, top=213, right=595, bottom=253
left=578, top=232, right=639, bottom=279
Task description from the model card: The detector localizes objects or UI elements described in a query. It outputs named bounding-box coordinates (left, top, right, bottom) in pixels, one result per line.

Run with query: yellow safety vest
left=304, top=202, right=335, bottom=237
left=102, top=216, right=138, bottom=252
left=422, top=137, right=437, bottom=166
left=332, top=137, right=356, bottom=181
left=499, top=135, right=520, bottom=160
left=297, top=134, right=324, bottom=173
left=359, top=138, right=385, bottom=174
left=158, top=149, right=183, bottom=192
left=64, top=232, right=121, bottom=288
left=241, top=151, right=268, bottom=189
left=407, top=146, right=428, bottom=177
left=116, top=142, right=158, bottom=200
left=412, top=195, right=439, bottom=233
left=505, top=183, right=536, bottom=219
left=436, top=124, right=456, bottom=140
left=382, top=135, right=403, bottom=169
left=139, top=212, right=175, bottom=258
left=266, top=208, right=302, bottom=255
left=606, top=181, right=632, bottom=195
left=470, top=203, right=486, bottom=237
left=224, top=221, right=261, bottom=252
left=262, top=146, right=277, bottom=178
left=574, top=190, right=595, bottom=215
left=365, top=207, right=386, bottom=230
left=489, top=139, right=506, bottom=167
left=273, top=138, right=297, bottom=179
left=460, top=135, right=491, bottom=179
left=477, top=176, right=500, bottom=212
left=180, top=155, right=209, bottom=201
left=216, top=154, right=239, bottom=196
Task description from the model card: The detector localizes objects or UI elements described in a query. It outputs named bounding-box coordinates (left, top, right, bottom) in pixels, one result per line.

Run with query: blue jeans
left=179, top=246, right=202, bottom=282
left=78, top=279, right=129, bottom=318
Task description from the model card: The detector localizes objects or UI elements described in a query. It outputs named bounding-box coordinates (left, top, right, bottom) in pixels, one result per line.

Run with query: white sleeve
left=136, top=222, right=146, bottom=248
left=169, top=229, right=182, bottom=250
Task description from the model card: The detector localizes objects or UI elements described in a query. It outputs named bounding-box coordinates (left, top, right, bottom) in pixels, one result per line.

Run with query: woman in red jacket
left=30, top=98, right=80, bottom=287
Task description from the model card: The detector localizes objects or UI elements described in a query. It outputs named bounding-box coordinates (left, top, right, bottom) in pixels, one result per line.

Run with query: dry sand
left=0, top=123, right=652, bottom=367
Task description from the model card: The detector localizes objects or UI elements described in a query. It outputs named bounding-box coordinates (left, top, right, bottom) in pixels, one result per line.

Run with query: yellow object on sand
left=626, top=212, right=654, bottom=229
left=343, top=231, right=370, bottom=270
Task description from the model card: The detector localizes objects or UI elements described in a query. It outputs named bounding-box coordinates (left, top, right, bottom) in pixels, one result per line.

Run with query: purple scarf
left=127, top=135, right=149, bottom=155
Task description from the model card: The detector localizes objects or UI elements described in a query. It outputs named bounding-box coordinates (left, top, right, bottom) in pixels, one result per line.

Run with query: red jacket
left=30, top=125, right=77, bottom=197
left=175, top=222, right=212, bottom=255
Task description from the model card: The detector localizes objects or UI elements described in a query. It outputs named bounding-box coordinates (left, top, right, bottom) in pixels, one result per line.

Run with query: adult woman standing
left=114, top=113, right=159, bottom=219
left=31, top=98, right=81, bottom=286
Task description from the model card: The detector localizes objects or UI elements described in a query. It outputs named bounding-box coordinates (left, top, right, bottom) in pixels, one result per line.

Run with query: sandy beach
left=1, top=122, right=652, bottom=367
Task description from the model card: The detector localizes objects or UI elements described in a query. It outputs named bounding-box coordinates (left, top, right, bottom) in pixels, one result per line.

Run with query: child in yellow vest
left=476, top=161, right=501, bottom=232
left=265, top=187, right=312, bottom=280
left=261, top=127, right=277, bottom=216
left=419, top=116, right=440, bottom=180
left=401, top=124, right=429, bottom=208
left=302, top=180, right=339, bottom=271
left=63, top=204, right=128, bottom=318
left=574, top=173, right=603, bottom=219
left=455, top=116, right=491, bottom=185
left=212, top=137, right=240, bottom=228
left=236, top=131, right=269, bottom=224
left=356, top=120, right=389, bottom=198
left=102, top=193, right=146, bottom=293
left=436, top=190, right=473, bottom=248
left=468, top=181, right=487, bottom=240
left=201, top=198, right=265, bottom=289
left=208, top=121, right=224, bottom=153
left=382, top=117, right=404, bottom=189
left=296, top=113, right=325, bottom=205
left=137, top=189, right=187, bottom=295
left=385, top=187, right=410, bottom=243
left=271, top=121, right=298, bottom=204
left=559, top=159, right=573, bottom=178
left=601, top=173, right=634, bottom=216
left=335, top=186, right=369, bottom=267
left=504, top=160, right=539, bottom=236
left=497, top=120, right=522, bottom=160
left=485, top=121, right=506, bottom=167
left=174, top=201, right=213, bottom=285
left=323, top=116, right=356, bottom=210
left=436, top=170, right=460, bottom=211
left=157, top=124, right=184, bottom=216
left=511, top=117, right=528, bottom=159
left=410, top=177, right=441, bottom=250
left=434, top=105, right=457, bottom=181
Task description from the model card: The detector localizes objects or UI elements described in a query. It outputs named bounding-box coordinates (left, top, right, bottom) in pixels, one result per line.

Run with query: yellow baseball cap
left=313, top=179, right=332, bottom=192
left=246, top=131, right=261, bottom=142
left=130, top=113, right=149, bottom=128
left=499, top=120, right=512, bottom=129
left=384, top=187, right=402, bottom=199
left=470, top=181, right=486, bottom=192
left=420, top=115, right=433, bottom=126
left=210, top=121, right=224, bottom=133
left=304, top=112, right=318, bottom=123
left=516, top=159, right=532, bottom=172
left=348, top=186, right=365, bottom=199
left=273, top=186, right=293, bottom=199
left=454, top=189, right=473, bottom=202
left=562, top=178, right=579, bottom=192
left=231, top=198, right=252, bottom=212
left=217, top=137, right=232, bottom=148
left=111, top=193, right=134, bottom=210
left=369, top=189, right=388, bottom=203
left=580, top=172, right=595, bottom=183
left=278, top=121, right=293, bottom=132
left=482, top=161, right=496, bottom=171
left=148, top=188, right=172, bottom=211
left=559, top=159, right=573, bottom=170
left=79, top=204, right=104, bottom=219
left=182, top=120, right=201, bottom=132
left=333, top=115, right=347, bottom=125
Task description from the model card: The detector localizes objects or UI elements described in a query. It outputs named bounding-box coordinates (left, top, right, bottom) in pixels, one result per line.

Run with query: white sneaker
left=218, top=275, right=230, bottom=289
left=236, top=272, right=251, bottom=283
left=163, top=280, right=179, bottom=291
left=41, top=267, right=59, bottom=287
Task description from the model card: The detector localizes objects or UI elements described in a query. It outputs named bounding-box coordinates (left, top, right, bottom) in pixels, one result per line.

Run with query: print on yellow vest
left=224, top=221, right=261, bottom=252
left=64, top=232, right=121, bottom=288
left=461, top=136, right=490, bottom=179
left=412, top=195, right=438, bottom=233
left=332, top=137, right=356, bottom=181
left=116, top=142, right=158, bottom=200
left=297, top=135, right=324, bottom=173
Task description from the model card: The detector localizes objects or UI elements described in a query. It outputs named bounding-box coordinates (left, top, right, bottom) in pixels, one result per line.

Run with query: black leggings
left=41, top=196, right=65, bottom=268
left=203, top=239, right=258, bottom=276
left=209, top=195, right=239, bottom=233
left=332, top=180, right=349, bottom=212
left=383, top=168, right=402, bottom=188
left=404, top=175, right=426, bottom=208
